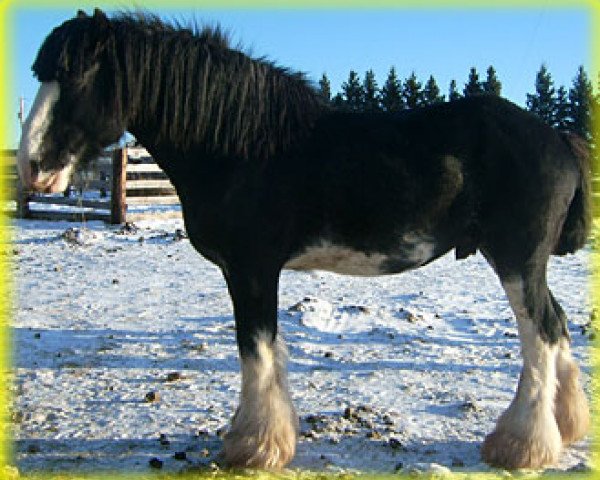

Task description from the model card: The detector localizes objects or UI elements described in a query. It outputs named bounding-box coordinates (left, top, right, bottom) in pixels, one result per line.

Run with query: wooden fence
left=1, top=147, right=181, bottom=224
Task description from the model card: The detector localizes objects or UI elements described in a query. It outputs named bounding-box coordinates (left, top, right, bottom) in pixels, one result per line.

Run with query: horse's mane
left=33, top=10, right=327, bottom=160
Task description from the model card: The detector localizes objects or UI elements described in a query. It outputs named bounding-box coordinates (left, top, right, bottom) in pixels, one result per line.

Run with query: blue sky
left=8, top=5, right=592, bottom=147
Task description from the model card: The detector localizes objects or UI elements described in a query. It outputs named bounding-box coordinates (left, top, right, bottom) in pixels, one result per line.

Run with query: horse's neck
left=127, top=131, right=184, bottom=177
left=127, top=129, right=234, bottom=192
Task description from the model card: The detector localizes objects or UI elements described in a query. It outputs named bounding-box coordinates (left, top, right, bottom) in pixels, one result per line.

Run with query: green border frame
left=1, top=1, right=598, bottom=479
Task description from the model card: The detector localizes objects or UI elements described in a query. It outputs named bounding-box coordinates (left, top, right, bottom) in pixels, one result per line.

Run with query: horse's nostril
left=30, top=161, right=39, bottom=178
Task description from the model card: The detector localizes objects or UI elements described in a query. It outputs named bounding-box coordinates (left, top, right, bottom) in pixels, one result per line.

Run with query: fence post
left=16, top=181, right=31, bottom=219
left=111, top=148, right=127, bottom=224
left=1, top=149, right=29, bottom=218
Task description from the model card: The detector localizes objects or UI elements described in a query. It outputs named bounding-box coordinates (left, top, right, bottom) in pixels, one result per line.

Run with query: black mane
left=33, top=11, right=327, bottom=160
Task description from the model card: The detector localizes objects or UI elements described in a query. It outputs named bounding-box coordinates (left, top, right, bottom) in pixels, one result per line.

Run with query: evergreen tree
left=422, top=75, right=444, bottom=105
left=482, top=66, right=502, bottom=96
left=568, top=65, right=593, bottom=140
left=318, top=73, right=331, bottom=102
left=341, top=70, right=364, bottom=112
left=526, top=64, right=556, bottom=127
left=380, top=66, right=403, bottom=112
left=448, top=79, right=461, bottom=102
left=363, top=69, right=380, bottom=112
left=331, top=92, right=346, bottom=110
left=594, top=73, right=600, bottom=146
left=463, top=67, right=483, bottom=96
left=402, top=71, right=424, bottom=109
left=554, top=85, right=570, bottom=131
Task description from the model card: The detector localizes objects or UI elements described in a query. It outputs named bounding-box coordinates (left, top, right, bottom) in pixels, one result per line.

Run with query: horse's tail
left=554, top=131, right=592, bottom=255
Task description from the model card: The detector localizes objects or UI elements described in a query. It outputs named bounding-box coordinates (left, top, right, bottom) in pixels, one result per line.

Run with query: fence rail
left=1, top=148, right=181, bottom=224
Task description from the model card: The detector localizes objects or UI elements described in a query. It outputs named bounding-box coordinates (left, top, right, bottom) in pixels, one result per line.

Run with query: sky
left=7, top=4, right=592, bottom=148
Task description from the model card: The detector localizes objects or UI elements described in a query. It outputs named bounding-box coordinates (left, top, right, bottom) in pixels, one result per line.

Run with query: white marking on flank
left=400, top=232, right=436, bottom=266
left=284, top=241, right=388, bottom=276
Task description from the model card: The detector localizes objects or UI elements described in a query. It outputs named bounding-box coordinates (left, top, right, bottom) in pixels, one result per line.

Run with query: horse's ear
left=93, top=8, right=108, bottom=22
left=76, top=10, right=88, bottom=19
left=92, top=8, right=111, bottom=32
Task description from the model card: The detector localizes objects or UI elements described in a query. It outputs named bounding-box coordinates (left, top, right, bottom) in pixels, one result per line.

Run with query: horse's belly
left=284, top=238, right=437, bottom=276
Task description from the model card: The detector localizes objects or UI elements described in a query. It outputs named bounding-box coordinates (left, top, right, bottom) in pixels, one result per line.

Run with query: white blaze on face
left=17, top=81, right=72, bottom=193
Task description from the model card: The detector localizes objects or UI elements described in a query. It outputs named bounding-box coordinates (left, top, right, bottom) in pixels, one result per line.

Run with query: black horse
left=18, top=9, right=591, bottom=470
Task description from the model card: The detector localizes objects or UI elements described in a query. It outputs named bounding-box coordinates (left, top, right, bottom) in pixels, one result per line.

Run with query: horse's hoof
left=221, top=426, right=296, bottom=469
left=481, top=428, right=561, bottom=470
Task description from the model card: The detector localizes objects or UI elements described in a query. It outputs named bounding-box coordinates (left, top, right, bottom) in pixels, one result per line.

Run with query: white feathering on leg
left=223, top=332, right=298, bottom=469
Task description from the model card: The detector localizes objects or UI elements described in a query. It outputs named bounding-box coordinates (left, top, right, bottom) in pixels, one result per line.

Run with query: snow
left=5, top=218, right=594, bottom=475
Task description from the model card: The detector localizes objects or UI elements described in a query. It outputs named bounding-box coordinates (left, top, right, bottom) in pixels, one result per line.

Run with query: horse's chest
left=284, top=237, right=436, bottom=276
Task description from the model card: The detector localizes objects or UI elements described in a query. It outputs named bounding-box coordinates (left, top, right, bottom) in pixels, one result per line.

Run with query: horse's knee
left=554, top=338, right=589, bottom=444
left=223, top=332, right=298, bottom=469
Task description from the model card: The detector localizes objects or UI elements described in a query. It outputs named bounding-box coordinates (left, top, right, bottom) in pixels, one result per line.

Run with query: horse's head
left=18, top=8, right=125, bottom=193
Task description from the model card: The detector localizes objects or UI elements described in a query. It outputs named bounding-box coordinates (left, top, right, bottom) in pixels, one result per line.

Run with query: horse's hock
left=2, top=147, right=181, bottom=224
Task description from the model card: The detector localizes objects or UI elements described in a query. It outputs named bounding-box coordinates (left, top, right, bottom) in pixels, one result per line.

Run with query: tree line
left=318, top=65, right=595, bottom=142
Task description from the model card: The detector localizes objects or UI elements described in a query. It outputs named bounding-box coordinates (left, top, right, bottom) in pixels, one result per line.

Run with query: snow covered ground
left=5, top=218, right=596, bottom=475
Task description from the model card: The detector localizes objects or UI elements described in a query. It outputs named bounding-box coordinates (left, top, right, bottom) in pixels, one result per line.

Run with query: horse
left=17, top=9, right=591, bottom=471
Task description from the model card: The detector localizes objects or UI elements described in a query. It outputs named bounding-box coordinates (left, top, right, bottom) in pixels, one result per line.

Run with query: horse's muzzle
left=18, top=156, right=72, bottom=194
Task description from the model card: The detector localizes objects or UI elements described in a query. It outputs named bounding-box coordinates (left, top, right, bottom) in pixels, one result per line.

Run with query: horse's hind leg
left=551, top=292, right=590, bottom=444
left=481, top=267, right=565, bottom=469
left=221, top=266, right=297, bottom=469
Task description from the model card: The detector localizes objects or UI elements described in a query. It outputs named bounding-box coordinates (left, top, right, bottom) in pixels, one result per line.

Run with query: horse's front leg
left=221, top=266, right=298, bottom=469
